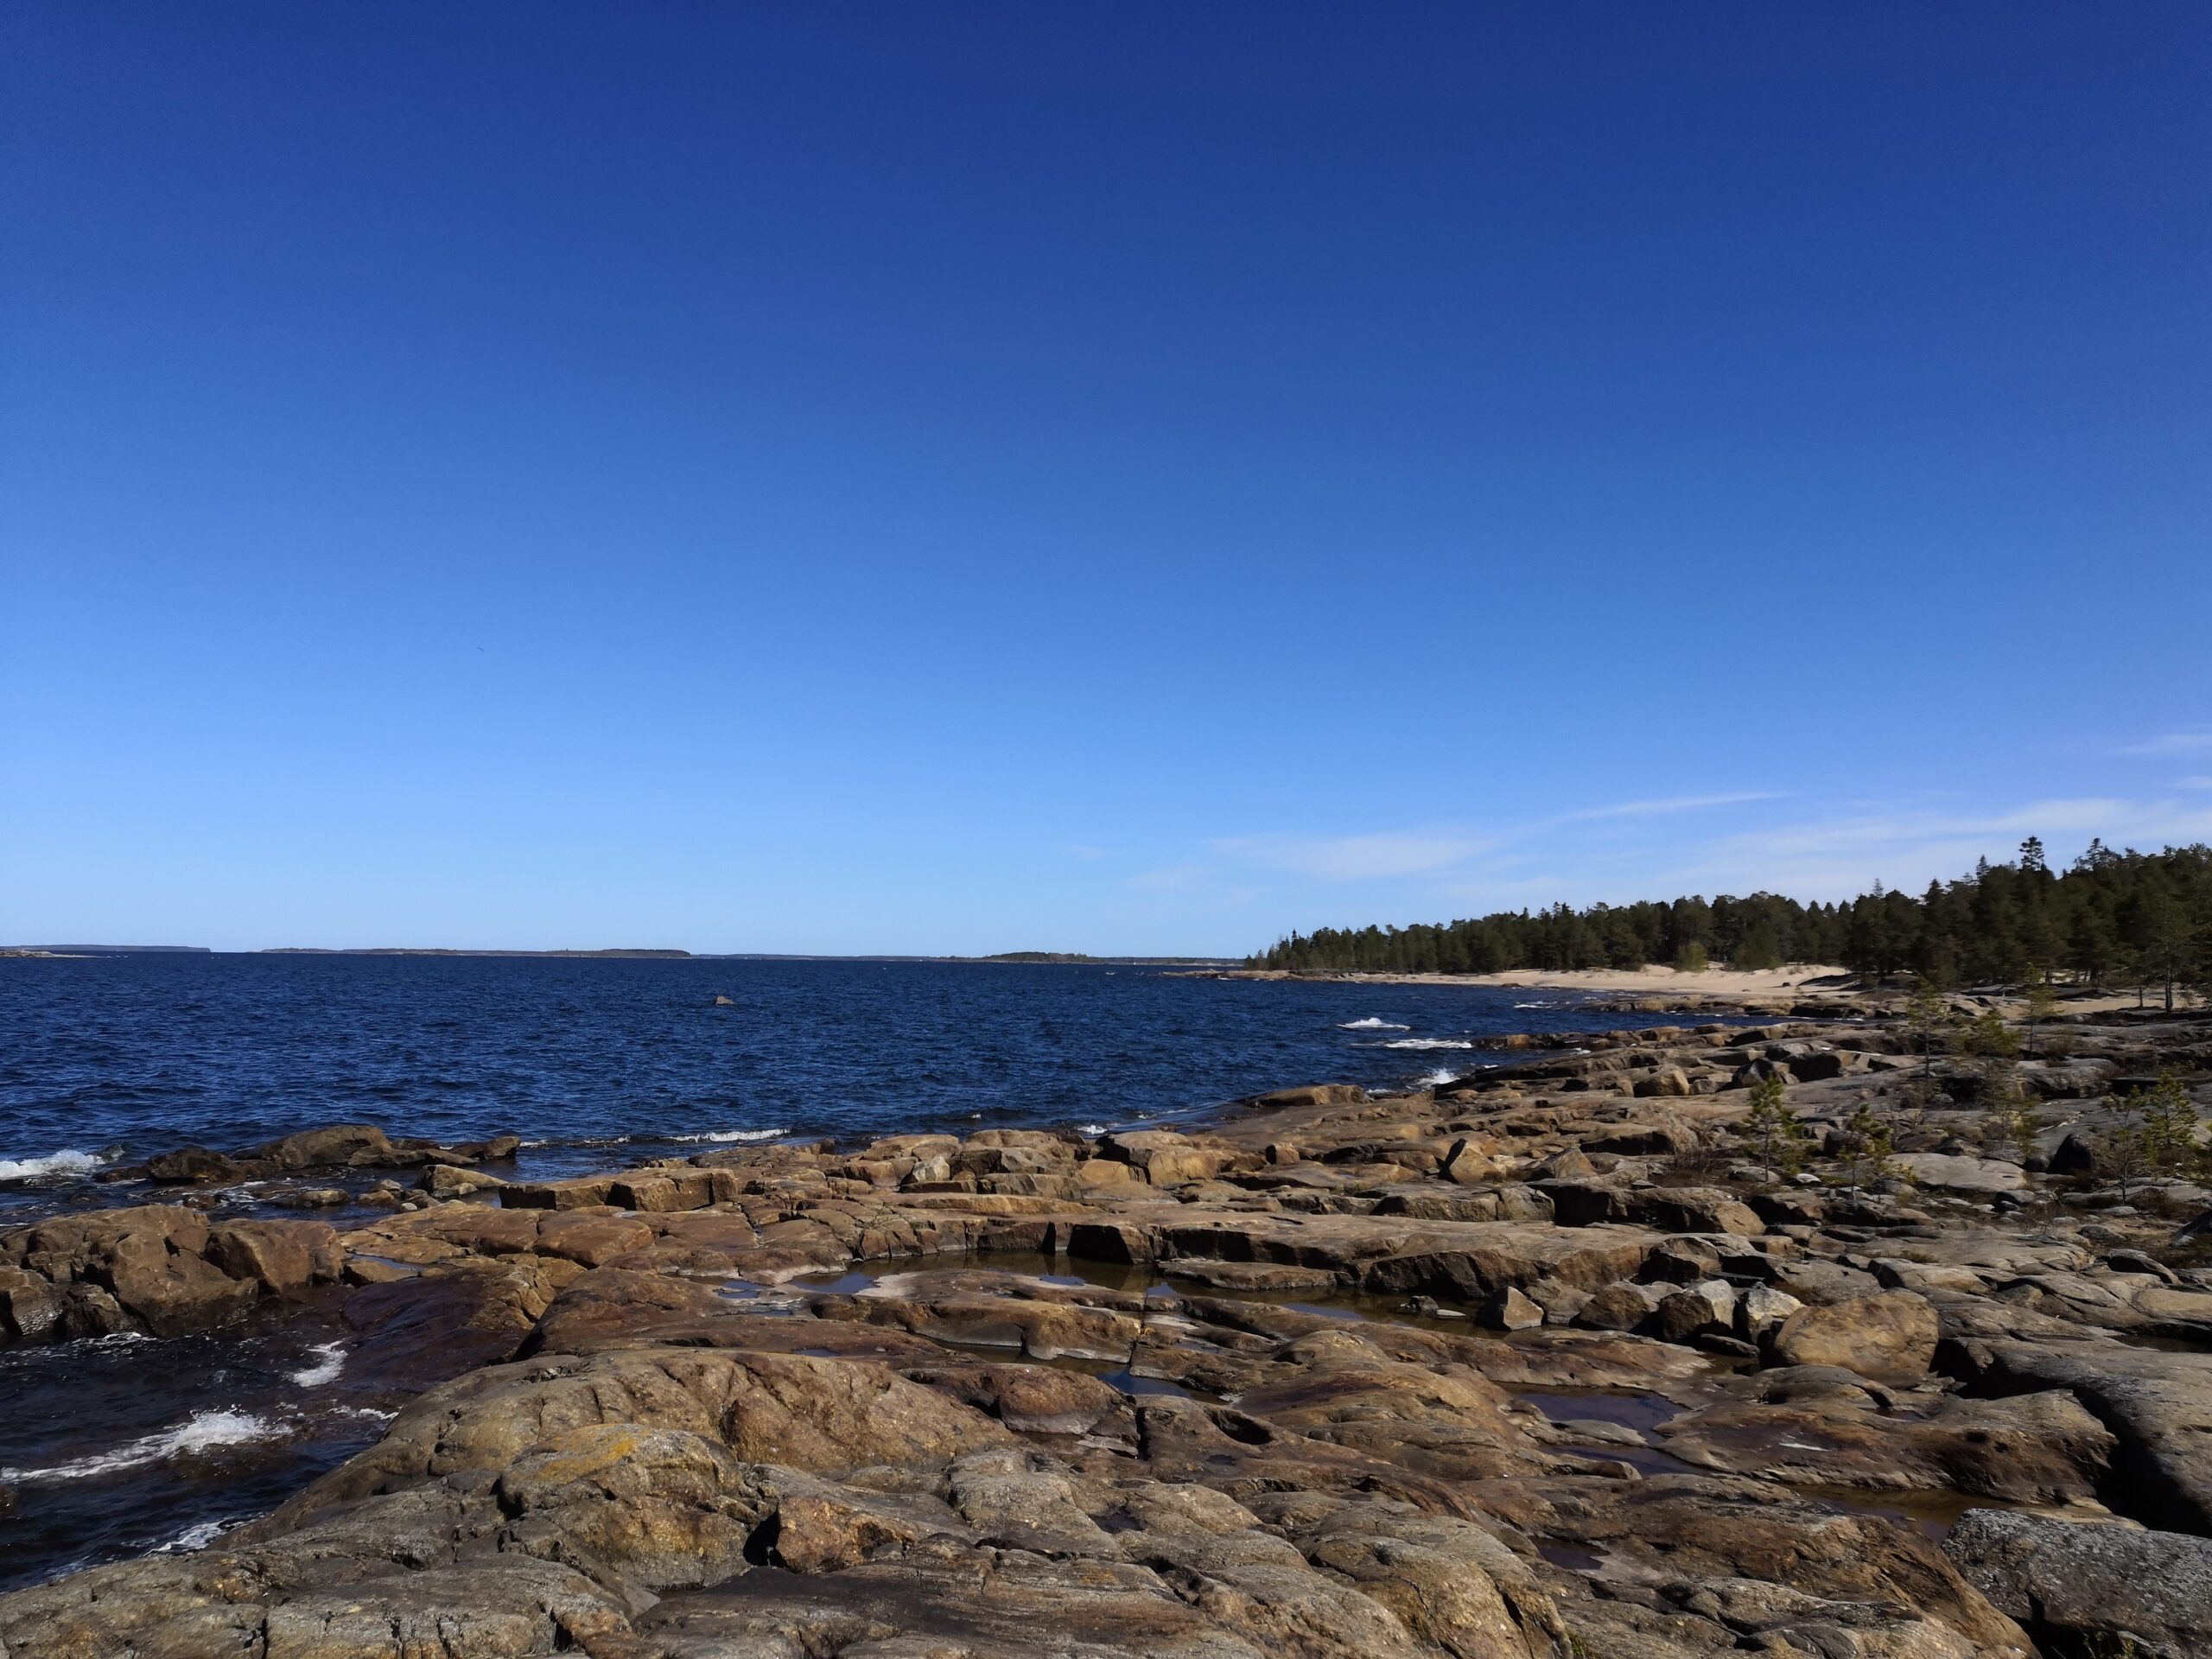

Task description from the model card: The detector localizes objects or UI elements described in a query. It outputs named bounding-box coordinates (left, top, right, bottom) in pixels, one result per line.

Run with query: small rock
left=1478, top=1286, right=1544, bottom=1331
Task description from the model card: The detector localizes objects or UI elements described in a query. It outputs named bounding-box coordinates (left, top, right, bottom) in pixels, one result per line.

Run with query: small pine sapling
left=1838, top=1101, right=1896, bottom=1195
left=1738, top=1072, right=1808, bottom=1178
left=2135, top=1071, right=2202, bottom=1178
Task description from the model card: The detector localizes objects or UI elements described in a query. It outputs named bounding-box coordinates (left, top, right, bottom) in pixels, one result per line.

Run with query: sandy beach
left=1225, top=962, right=1854, bottom=997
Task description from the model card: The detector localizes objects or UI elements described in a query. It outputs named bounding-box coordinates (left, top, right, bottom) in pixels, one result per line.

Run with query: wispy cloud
left=2120, top=732, right=2212, bottom=756
left=1554, top=791, right=1784, bottom=823
left=2183, top=777, right=2212, bottom=791
left=1211, top=831, right=1499, bottom=881
left=1677, top=797, right=2212, bottom=899
left=1209, top=792, right=1779, bottom=884
left=1209, top=792, right=2212, bottom=920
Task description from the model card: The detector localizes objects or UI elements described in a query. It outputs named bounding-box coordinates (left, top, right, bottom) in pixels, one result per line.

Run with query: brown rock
left=1769, top=1289, right=1940, bottom=1383
left=204, top=1218, right=341, bottom=1294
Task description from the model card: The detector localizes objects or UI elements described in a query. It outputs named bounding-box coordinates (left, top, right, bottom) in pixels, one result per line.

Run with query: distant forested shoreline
left=1251, top=840, right=2212, bottom=996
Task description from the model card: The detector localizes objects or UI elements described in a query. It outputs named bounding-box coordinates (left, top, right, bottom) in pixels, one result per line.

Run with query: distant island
left=263, top=947, right=695, bottom=958
left=1, top=944, right=212, bottom=957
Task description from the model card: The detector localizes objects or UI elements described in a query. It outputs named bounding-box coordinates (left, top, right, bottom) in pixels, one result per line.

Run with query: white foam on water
left=1077, top=1122, right=1109, bottom=1137
left=321, top=1404, right=396, bottom=1424
left=0, top=1148, right=106, bottom=1182
left=154, top=1518, right=233, bottom=1554
left=289, top=1341, right=346, bottom=1387
left=1380, top=1038, right=1477, bottom=1051
left=3, top=1410, right=278, bottom=1484
left=1338, top=1017, right=1410, bottom=1031
left=671, top=1127, right=789, bottom=1144
left=1414, top=1069, right=1461, bottom=1088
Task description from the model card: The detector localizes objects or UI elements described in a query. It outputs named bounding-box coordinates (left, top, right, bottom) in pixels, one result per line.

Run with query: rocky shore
left=3, top=995, right=2209, bottom=1657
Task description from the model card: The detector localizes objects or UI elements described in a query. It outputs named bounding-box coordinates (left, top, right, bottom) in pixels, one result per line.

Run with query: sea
left=0, top=952, right=1667, bottom=1591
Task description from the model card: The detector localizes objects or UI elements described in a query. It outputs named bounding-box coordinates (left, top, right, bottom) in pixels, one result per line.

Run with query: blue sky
left=4, top=4, right=2208, bottom=955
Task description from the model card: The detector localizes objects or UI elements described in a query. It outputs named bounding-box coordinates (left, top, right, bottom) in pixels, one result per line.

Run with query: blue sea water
left=0, top=952, right=1681, bottom=1591
left=1, top=954, right=1641, bottom=1194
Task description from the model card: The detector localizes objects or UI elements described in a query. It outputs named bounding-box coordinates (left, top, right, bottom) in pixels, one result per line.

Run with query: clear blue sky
left=4, top=5, right=2208, bottom=955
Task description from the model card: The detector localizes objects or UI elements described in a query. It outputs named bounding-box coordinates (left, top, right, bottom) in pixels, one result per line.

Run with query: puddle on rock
left=1785, top=1483, right=2063, bottom=1541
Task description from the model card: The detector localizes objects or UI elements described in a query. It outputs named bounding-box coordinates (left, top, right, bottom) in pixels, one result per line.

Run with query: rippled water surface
left=1, top=954, right=1643, bottom=1190
left=0, top=953, right=1679, bottom=1590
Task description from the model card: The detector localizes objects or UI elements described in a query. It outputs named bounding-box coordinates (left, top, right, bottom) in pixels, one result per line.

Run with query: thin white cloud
left=2120, top=732, right=2212, bottom=756
left=1212, top=831, right=1499, bottom=881
left=1211, top=793, right=1780, bottom=885
left=1555, top=791, right=1784, bottom=823
left=2180, top=776, right=2212, bottom=791
left=1681, top=797, right=2212, bottom=899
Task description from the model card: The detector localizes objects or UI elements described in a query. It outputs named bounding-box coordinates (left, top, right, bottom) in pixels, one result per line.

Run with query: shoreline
left=3, top=992, right=2208, bottom=1656
left=1201, top=962, right=1856, bottom=996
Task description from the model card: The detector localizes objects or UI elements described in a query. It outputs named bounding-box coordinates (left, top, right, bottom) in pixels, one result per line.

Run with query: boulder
left=2048, top=1129, right=2099, bottom=1176
left=1942, top=1340, right=2212, bottom=1533
left=1249, top=1084, right=1368, bottom=1109
left=1946, top=1510, right=2212, bottom=1658
left=143, top=1147, right=244, bottom=1184
left=12, top=1205, right=258, bottom=1338
left=1768, top=1290, right=1939, bottom=1383
left=204, top=1219, right=341, bottom=1294
left=1892, top=1153, right=2029, bottom=1195
left=1478, top=1287, right=1545, bottom=1331
left=0, top=1265, right=60, bottom=1341
left=1574, top=1281, right=1662, bottom=1332
left=1651, top=1280, right=1736, bottom=1343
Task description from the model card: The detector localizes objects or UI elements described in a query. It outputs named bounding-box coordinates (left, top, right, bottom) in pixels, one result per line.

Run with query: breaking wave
left=670, top=1128, right=790, bottom=1144
left=289, top=1342, right=346, bottom=1387
left=1337, top=1018, right=1410, bottom=1031
left=2, top=1410, right=278, bottom=1484
left=154, top=1518, right=233, bottom=1554
left=0, top=1148, right=106, bottom=1182
left=1378, top=1038, right=1478, bottom=1051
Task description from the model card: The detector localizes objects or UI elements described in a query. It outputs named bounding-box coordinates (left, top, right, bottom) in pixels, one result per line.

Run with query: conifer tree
left=1839, top=1102, right=1895, bottom=1195
left=1738, top=1073, right=1807, bottom=1177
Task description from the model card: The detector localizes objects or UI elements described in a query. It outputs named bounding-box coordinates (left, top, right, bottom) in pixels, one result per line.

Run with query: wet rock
left=1164, top=1258, right=1338, bottom=1292
left=5, top=1205, right=258, bottom=1338
left=419, top=1162, right=506, bottom=1197
left=143, top=1146, right=242, bottom=1183
left=0, top=1266, right=60, bottom=1341
left=1662, top=1387, right=2115, bottom=1503
left=262, top=1184, right=351, bottom=1209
